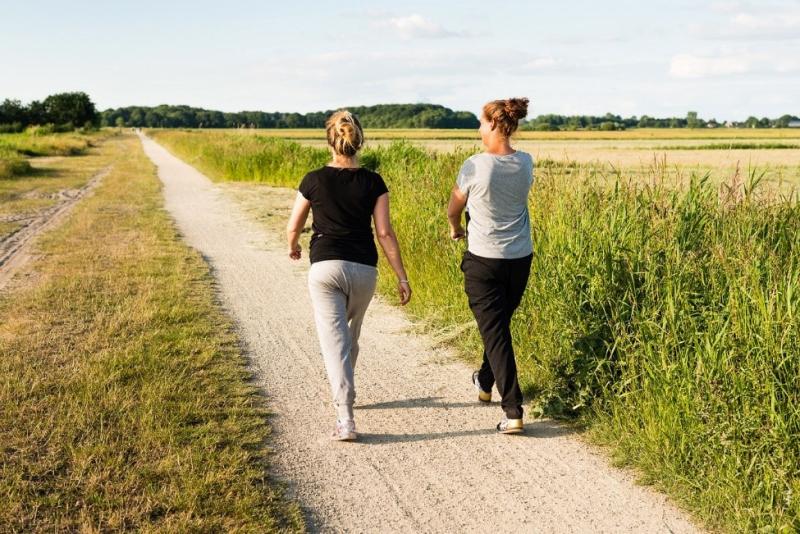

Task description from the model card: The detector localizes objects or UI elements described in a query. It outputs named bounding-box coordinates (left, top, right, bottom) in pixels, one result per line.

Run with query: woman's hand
left=398, top=280, right=412, bottom=305
left=450, top=224, right=466, bottom=240
left=289, top=244, right=301, bottom=260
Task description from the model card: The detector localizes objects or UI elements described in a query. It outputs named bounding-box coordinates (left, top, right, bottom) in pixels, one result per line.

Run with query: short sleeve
left=298, top=172, right=315, bottom=200
left=456, top=158, right=476, bottom=196
left=373, top=172, right=389, bottom=201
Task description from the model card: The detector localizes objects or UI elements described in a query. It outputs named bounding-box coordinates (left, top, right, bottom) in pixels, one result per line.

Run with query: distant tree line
left=1, top=92, right=797, bottom=132
left=99, top=103, right=480, bottom=129
left=0, top=92, right=98, bottom=132
left=522, top=111, right=800, bottom=131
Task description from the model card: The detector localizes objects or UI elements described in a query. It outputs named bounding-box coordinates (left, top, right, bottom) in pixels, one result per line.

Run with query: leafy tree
left=42, top=92, right=97, bottom=127
left=775, top=114, right=793, bottom=128
left=0, top=99, right=27, bottom=125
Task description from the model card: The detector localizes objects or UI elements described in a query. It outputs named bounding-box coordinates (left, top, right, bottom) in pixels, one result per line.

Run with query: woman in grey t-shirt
left=447, top=97, right=534, bottom=434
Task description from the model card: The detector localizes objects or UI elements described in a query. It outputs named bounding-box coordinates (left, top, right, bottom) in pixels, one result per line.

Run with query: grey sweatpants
left=308, top=260, right=378, bottom=421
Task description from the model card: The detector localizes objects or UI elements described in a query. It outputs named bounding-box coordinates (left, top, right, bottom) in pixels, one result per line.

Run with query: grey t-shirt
left=456, top=151, right=534, bottom=259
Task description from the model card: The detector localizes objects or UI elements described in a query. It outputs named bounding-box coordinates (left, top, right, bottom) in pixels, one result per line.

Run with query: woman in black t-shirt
left=287, top=110, right=412, bottom=441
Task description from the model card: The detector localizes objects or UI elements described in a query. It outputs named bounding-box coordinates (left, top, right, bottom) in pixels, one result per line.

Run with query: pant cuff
left=335, top=403, right=354, bottom=422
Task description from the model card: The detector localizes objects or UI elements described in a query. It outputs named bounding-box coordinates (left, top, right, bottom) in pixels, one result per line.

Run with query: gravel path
left=139, top=133, right=699, bottom=534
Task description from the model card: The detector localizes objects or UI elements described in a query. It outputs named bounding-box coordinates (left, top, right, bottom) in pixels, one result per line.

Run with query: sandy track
left=0, top=166, right=110, bottom=291
left=139, top=134, right=699, bottom=533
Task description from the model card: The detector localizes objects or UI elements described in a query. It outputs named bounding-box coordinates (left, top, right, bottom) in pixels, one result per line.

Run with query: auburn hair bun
left=504, top=98, right=529, bottom=120
left=483, top=97, right=530, bottom=137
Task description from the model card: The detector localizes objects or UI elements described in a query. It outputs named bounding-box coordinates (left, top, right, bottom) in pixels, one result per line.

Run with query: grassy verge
left=152, top=129, right=799, bottom=532
left=0, top=130, right=102, bottom=157
left=0, top=133, right=304, bottom=532
left=0, top=136, right=115, bottom=242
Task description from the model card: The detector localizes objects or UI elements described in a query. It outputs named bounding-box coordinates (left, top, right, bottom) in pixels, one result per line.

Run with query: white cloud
left=521, top=57, right=558, bottom=70
left=730, top=12, right=800, bottom=33
left=703, top=2, right=800, bottom=39
left=669, top=53, right=753, bottom=77
left=669, top=52, right=799, bottom=78
left=376, top=14, right=464, bottom=39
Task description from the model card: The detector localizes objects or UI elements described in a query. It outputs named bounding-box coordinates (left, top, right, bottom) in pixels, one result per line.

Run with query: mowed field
left=151, top=127, right=799, bottom=533
left=180, top=127, right=800, bottom=189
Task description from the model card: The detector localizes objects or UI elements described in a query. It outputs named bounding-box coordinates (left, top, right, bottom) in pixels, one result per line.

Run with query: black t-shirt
left=298, top=166, right=389, bottom=266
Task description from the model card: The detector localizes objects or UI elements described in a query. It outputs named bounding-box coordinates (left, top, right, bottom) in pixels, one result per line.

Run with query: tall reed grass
left=152, top=129, right=799, bottom=532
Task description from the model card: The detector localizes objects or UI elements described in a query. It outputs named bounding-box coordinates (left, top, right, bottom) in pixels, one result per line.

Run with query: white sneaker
left=331, top=419, right=357, bottom=441
left=472, top=370, right=492, bottom=403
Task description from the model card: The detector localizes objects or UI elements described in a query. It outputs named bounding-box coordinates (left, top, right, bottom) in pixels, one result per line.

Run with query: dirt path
left=0, top=166, right=110, bottom=291
left=139, top=133, right=699, bottom=533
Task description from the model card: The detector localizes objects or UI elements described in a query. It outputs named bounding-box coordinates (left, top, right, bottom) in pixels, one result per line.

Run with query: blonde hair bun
left=326, top=110, right=364, bottom=157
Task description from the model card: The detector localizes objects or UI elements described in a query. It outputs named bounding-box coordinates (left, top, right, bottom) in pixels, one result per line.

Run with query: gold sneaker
left=497, top=418, right=524, bottom=434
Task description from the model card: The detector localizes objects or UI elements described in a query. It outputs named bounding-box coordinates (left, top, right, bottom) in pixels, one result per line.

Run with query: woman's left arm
left=286, top=192, right=311, bottom=260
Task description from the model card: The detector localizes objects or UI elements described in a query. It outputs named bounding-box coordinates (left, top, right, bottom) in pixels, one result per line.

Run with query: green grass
left=0, top=130, right=101, bottom=157
left=0, top=140, right=115, bottom=242
left=0, top=146, right=32, bottom=179
left=0, top=130, right=114, bottom=180
left=152, top=129, right=800, bottom=532
left=0, top=134, right=304, bottom=532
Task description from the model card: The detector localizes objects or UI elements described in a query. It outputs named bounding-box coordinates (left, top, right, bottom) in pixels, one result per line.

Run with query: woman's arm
left=447, top=185, right=468, bottom=240
left=286, top=192, right=311, bottom=260
left=373, top=193, right=412, bottom=305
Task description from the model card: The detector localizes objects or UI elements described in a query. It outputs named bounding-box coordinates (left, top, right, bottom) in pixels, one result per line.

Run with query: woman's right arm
left=447, top=185, right=468, bottom=240
left=373, top=192, right=412, bottom=305
left=286, top=192, right=311, bottom=260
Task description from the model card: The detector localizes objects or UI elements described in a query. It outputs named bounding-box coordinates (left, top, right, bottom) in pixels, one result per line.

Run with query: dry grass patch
left=0, top=134, right=303, bottom=532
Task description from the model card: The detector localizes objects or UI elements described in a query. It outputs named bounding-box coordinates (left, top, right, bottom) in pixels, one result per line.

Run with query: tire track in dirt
left=0, top=166, right=111, bottom=290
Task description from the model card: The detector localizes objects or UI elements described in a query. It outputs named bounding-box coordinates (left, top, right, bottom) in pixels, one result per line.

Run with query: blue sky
left=2, top=0, right=798, bottom=120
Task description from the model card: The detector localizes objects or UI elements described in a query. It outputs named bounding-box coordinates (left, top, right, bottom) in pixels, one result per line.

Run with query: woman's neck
left=484, top=136, right=515, bottom=156
left=329, top=154, right=359, bottom=168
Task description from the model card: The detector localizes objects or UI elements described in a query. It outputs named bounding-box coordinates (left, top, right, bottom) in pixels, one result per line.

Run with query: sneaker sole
left=498, top=427, right=524, bottom=435
left=331, top=433, right=357, bottom=442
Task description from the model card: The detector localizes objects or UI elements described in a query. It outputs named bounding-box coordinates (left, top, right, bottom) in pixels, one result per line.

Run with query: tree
left=687, top=111, right=698, bottom=129
left=42, top=92, right=97, bottom=127
left=775, top=114, right=793, bottom=128
left=0, top=99, right=26, bottom=125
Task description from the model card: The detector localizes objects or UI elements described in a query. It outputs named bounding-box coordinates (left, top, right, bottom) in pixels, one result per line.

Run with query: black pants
left=461, top=251, right=532, bottom=419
